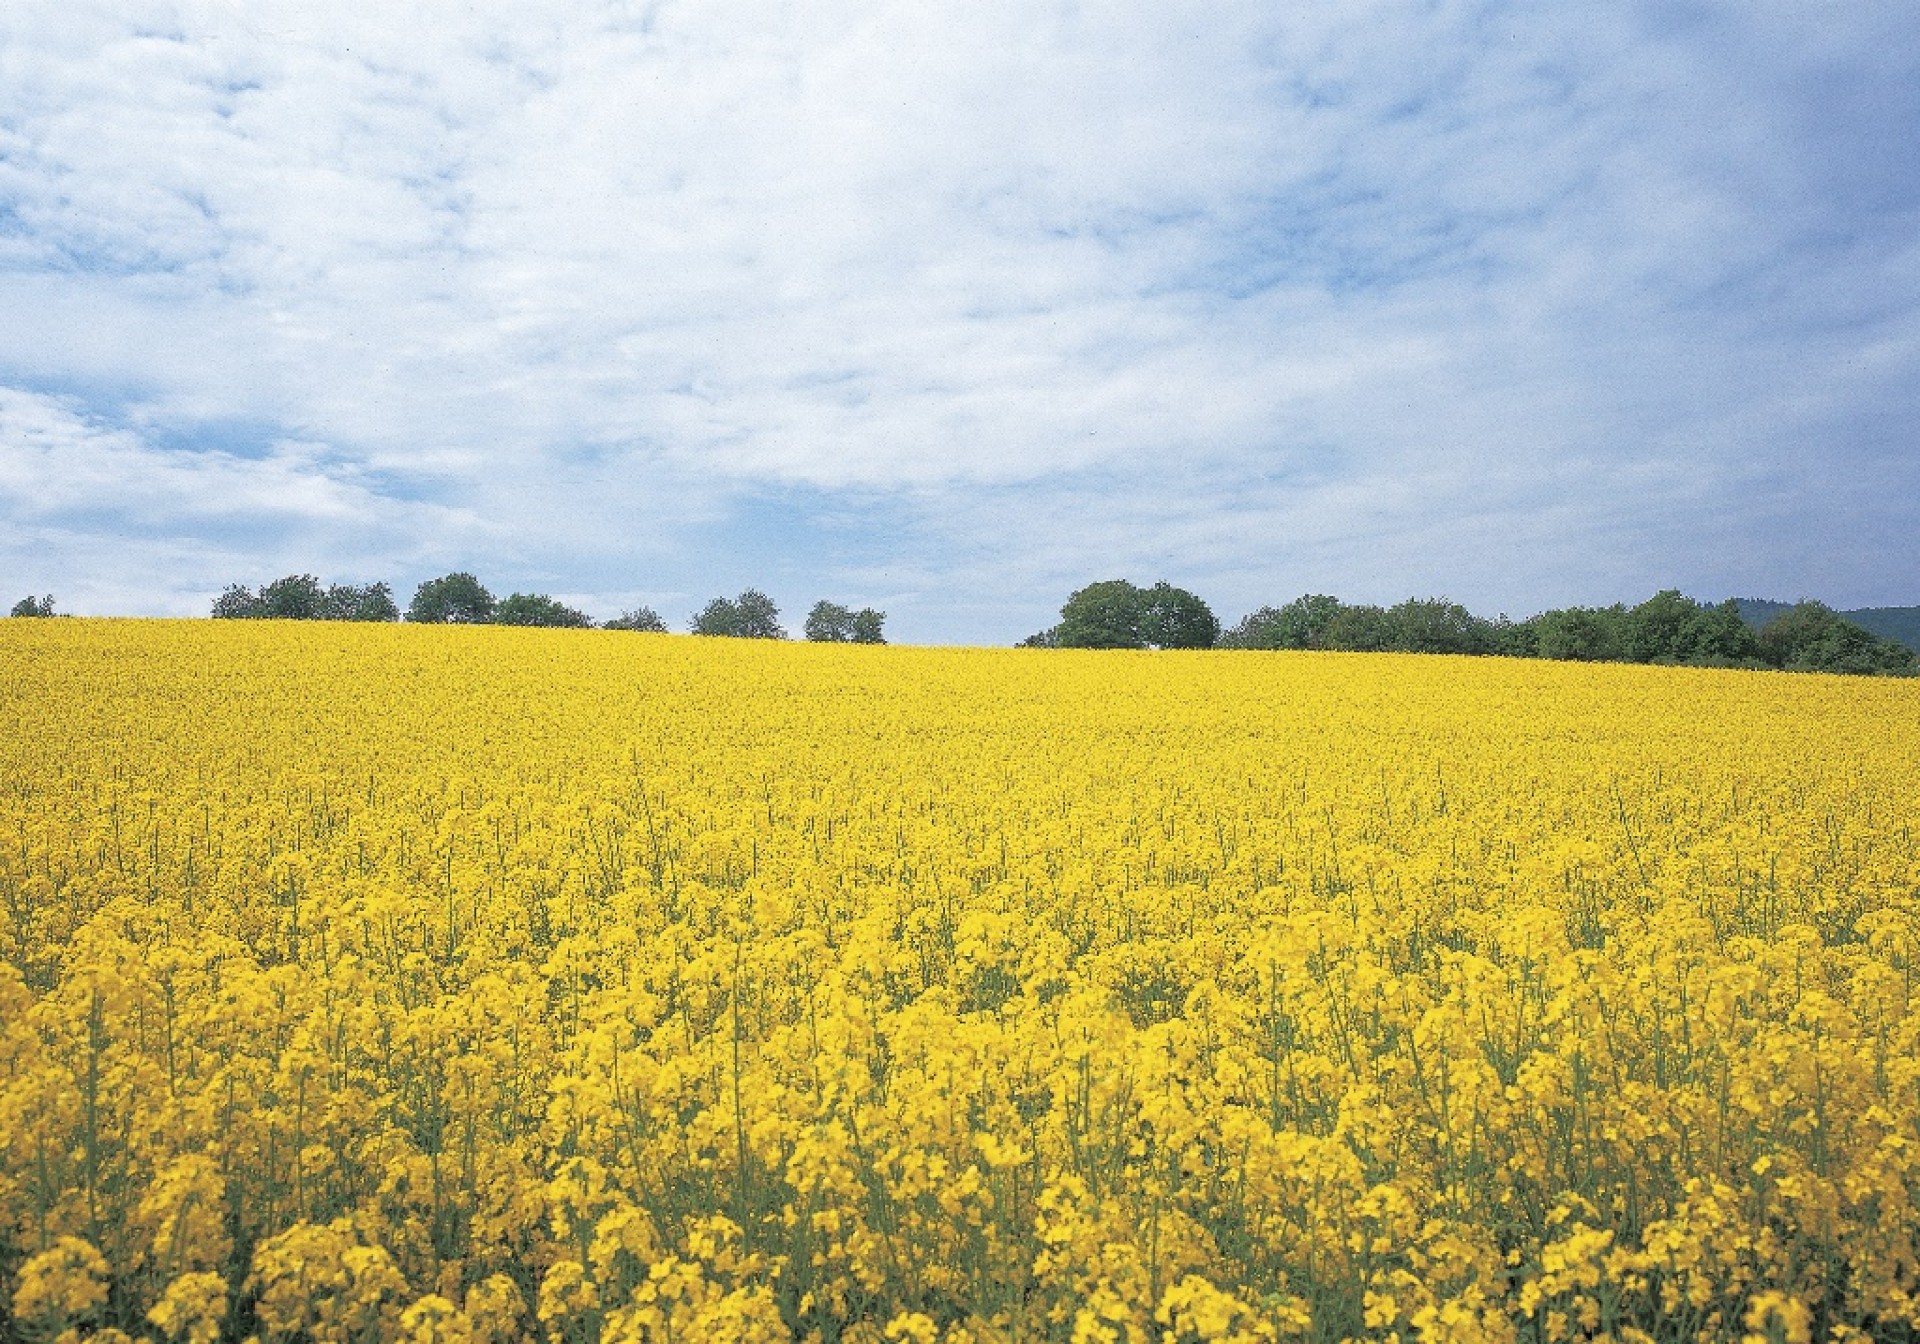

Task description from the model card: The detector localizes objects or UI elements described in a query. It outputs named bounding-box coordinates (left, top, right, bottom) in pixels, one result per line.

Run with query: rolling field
left=2, top=620, right=1918, bottom=1344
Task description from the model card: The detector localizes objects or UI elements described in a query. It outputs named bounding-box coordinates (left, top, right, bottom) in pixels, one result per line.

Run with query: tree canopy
left=407, top=573, right=495, bottom=624
left=493, top=593, right=593, bottom=628
left=804, top=601, right=886, bottom=643
left=1031, top=579, right=1219, bottom=649
left=211, top=576, right=399, bottom=621
left=691, top=589, right=785, bottom=639
left=603, top=607, right=669, bottom=633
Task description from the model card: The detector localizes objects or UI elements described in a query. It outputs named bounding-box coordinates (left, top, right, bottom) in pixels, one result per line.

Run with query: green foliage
left=603, top=606, right=669, bottom=633
left=1619, top=590, right=1757, bottom=665
left=1219, top=594, right=1341, bottom=650
left=1843, top=606, right=1920, bottom=654
left=1738, top=598, right=1920, bottom=655
left=804, top=600, right=886, bottom=643
left=259, top=573, right=326, bottom=619
left=210, top=584, right=262, bottom=619
left=408, top=573, right=496, bottom=624
left=325, top=581, right=400, bottom=622
left=493, top=592, right=593, bottom=628
left=691, top=589, right=785, bottom=638
left=9, top=594, right=55, bottom=618
left=1755, top=602, right=1919, bottom=676
left=211, top=576, right=399, bottom=621
left=1204, top=586, right=1909, bottom=679
left=1138, top=582, right=1219, bottom=649
left=1385, top=597, right=1489, bottom=654
left=1528, top=605, right=1625, bottom=662
left=1041, top=579, right=1218, bottom=649
left=1053, top=579, right=1148, bottom=648
left=1321, top=603, right=1395, bottom=652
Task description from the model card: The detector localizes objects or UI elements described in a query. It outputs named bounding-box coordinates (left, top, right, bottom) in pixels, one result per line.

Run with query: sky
left=1, top=0, right=1916, bottom=643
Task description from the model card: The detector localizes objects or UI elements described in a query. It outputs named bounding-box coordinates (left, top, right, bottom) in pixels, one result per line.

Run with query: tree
left=1386, top=598, right=1490, bottom=655
left=1220, top=594, right=1343, bottom=650
left=493, top=593, right=593, bottom=628
left=1055, top=580, right=1147, bottom=649
left=409, top=573, right=496, bottom=624
left=1138, top=582, right=1219, bottom=649
left=604, top=606, right=669, bottom=633
left=1531, top=606, right=1625, bottom=662
left=323, top=581, right=400, bottom=622
left=211, top=584, right=264, bottom=619
left=691, top=589, right=784, bottom=638
left=1756, top=602, right=1918, bottom=676
left=256, top=574, right=326, bottom=620
left=850, top=608, right=886, bottom=644
left=10, top=594, right=55, bottom=618
left=805, top=600, right=887, bottom=644
left=1322, top=604, right=1395, bottom=652
left=213, top=577, right=397, bottom=620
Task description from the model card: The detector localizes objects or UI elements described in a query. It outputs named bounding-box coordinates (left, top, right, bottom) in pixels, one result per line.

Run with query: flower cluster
left=2, top=619, right=1918, bottom=1343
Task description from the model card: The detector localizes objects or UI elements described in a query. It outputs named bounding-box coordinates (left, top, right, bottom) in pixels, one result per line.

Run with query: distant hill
left=1734, top=599, right=1920, bottom=654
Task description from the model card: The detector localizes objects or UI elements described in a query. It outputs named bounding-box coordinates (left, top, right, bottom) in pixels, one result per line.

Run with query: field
left=2, top=620, right=1918, bottom=1344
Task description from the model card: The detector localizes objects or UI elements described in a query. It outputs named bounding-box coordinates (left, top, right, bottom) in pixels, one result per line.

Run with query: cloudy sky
left=1, top=0, right=1915, bottom=641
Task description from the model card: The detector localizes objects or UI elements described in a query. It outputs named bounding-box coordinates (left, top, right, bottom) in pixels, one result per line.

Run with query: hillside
left=1734, top=598, right=1920, bottom=653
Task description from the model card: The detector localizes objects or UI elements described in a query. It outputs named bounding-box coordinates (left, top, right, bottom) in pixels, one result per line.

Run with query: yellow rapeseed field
left=2, top=619, right=1918, bottom=1344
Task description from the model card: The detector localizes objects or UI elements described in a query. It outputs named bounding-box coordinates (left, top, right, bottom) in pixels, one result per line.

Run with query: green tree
left=210, top=584, right=264, bottom=619
left=10, top=594, right=55, bottom=618
left=1756, top=602, right=1918, bottom=676
left=323, top=581, right=400, bottom=622
left=805, top=601, right=887, bottom=643
left=604, top=606, right=669, bottom=633
left=257, top=574, right=326, bottom=619
left=1322, top=603, right=1395, bottom=652
left=493, top=593, right=593, bottom=628
left=1055, top=580, right=1147, bottom=649
left=1139, top=582, right=1219, bottom=649
left=1531, top=606, right=1626, bottom=662
left=1220, top=594, right=1342, bottom=650
left=1386, top=598, right=1490, bottom=655
left=691, top=589, right=784, bottom=638
left=409, top=573, right=496, bottom=624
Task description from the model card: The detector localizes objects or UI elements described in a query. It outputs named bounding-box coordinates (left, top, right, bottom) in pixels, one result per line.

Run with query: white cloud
left=0, top=0, right=1916, bottom=636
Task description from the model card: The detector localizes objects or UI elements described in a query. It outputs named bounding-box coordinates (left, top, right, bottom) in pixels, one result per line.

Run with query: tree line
left=205, top=572, right=886, bottom=642
left=1023, top=579, right=1920, bottom=677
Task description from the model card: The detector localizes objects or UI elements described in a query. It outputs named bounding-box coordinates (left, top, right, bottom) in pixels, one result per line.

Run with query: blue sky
left=1, top=0, right=1915, bottom=643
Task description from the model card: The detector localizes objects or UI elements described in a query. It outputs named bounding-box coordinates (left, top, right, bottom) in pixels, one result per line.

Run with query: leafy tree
left=1220, top=594, right=1342, bottom=650
left=804, top=600, right=886, bottom=643
left=1485, top=615, right=1537, bottom=658
left=1322, top=604, right=1395, bottom=652
left=213, top=577, right=397, bottom=620
left=324, top=581, right=400, bottom=622
left=256, top=574, right=326, bottom=620
left=1054, top=579, right=1146, bottom=648
left=603, top=606, right=669, bottom=633
left=10, top=594, right=55, bottom=618
left=1386, top=598, right=1490, bottom=655
left=1139, top=582, right=1219, bottom=649
left=493, top=593, right=593, bottom=628
left=1684, top=598, right=1760, bottom=665
left=1756, top=602, right=1918, bottom=676
left=1619, top=590, right=1756, bottom=665
left=1531, top=606, right=1626, bottom=662
left=691, top=589, right=785, bottom=638
left=1016, top=628, right=1059, bottom=649
left=409, top=573, right=496, bottom=624
left=210, top=584, right=264, bottom=619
